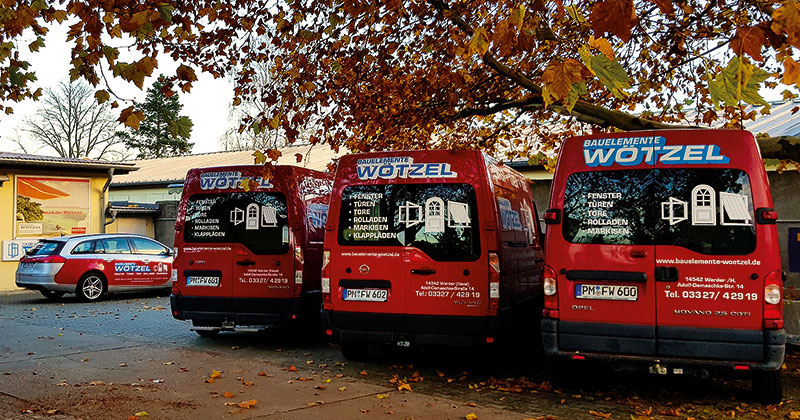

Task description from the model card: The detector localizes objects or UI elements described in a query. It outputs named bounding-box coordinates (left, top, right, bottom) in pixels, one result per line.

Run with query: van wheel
left=40, top=290, right=65, bottom=300
left=752, top=370, right=782, bottom=404
left=340, top=341, right=369, bottom=361
left=76, top=273, right=106, bottom=302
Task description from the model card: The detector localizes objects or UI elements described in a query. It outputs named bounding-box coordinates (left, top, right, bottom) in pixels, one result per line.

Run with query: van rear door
left=653, top=134, right=762, bottom=359
left=556, top=153, right=657, bottom=355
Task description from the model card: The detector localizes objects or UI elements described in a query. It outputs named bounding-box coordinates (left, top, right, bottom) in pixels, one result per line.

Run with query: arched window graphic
left=691, top=184, right=716, bottom=226
left=424, top=197, right=444, bottom=233
left=246, top=203, right=260, bottom=230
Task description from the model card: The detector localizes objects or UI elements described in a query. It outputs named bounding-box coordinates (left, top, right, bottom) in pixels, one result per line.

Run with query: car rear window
left=28, top=241, right=62, bottom=256
left=562, top=168, right=756, bottom=255
left=184, top=192, right=289, bottom=255
left=337, top=184, right=480, bottom=261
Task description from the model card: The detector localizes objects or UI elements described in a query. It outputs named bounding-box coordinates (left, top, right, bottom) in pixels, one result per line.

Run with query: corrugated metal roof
left=0, top=152, right=137, bottom=173
left=682, top=99, right=800, bottom=136
left=111, top=144, right=345, bottom=186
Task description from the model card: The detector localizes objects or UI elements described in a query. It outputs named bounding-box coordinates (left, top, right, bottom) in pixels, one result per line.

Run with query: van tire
left=752, top=370, right=782, bottom=404
left=76, top=273, right=106, bottom=302
left=340, top=340, right=369, bottom=361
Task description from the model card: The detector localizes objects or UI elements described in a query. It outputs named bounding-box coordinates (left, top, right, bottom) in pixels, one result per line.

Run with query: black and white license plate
left=342, top=288, right=388, bottom=302
left=186, top=276, right=220, bottom=287
left=575, top=284, right=638, bottom=301
left=21, top=262, right=35, bottom=269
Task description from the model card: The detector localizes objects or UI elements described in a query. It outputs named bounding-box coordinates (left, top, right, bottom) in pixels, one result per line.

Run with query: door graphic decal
left=691, top=184, right=716, bottom=225
left=246, top=203, right=259, bottom=230
left=425, top=198, right=444, bottom=233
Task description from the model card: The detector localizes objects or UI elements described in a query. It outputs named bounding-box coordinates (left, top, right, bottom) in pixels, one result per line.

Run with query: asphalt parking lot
left=2, top=290, right=800, bottom=419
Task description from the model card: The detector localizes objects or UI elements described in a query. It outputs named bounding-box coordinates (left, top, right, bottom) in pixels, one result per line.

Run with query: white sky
left=0, top=22, right=234, bottom=158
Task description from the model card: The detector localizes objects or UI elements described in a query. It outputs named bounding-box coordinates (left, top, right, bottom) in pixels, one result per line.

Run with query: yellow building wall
left=105, top=216, right=154, bottom=237
left=0, top=170, right=112, bottom=291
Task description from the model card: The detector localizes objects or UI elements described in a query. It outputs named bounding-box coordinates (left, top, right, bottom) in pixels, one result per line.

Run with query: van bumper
left=321, top=310, right=500, bottom=346
left=171, top=291, right=320, bottom=327
left=541, top=319, right=785, bottom=371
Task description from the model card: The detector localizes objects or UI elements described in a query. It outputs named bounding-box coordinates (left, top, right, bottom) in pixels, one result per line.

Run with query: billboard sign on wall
left=15, top=176, right=91, bottom=238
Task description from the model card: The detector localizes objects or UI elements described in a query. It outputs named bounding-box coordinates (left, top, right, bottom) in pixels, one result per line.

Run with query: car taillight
left=321, top=250, right=331, bottom=309
left=763, top=270, right=783, bottom=329
left=543, top=264, right=558, bottom=319
left=294, top=245, right=304, bottom=295
left=488, top=252, right=500, bottom=312
left=39, top=255, right=66, bottom=264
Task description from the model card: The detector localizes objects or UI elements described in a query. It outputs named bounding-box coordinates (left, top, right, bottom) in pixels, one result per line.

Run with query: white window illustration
left=448, top=201, right=471, bottom=228
left=230, top=207, right=245, bottom=226
left=719, top=192, right=753, bottom=226
left=661, top=196, right=688, bottom=225
left=261, top=206, right=278, bottom=227
left=691, top=184, right=716, bottom=225
left=425, top=198, right=445, bottom=233
left=246, top=203, right=260, bottom=230
left=520, top=201, right=535, bottom=244
left=398, top=201, right=423, bottom=228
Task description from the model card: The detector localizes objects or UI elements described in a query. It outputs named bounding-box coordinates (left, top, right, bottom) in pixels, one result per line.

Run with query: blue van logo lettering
left=583, top=136, right=729, bottom=167
left=115, top=262, right=152, bottom=273
left=200, top=171, right=273, bottom=190
left=356, top=157, right=458, bottom=180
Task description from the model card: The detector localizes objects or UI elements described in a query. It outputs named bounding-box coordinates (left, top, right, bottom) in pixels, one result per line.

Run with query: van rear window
left=184, top=192, right=289, bottom=255
left=337, top=184, right=480, bottom=261
left=563, top=169, right=756, bottom=255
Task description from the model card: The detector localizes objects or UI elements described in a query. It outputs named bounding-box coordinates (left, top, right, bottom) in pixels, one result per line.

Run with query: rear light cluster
left=542, top=265, right=558, bottom=319
left=321, top=250, right=331, bottom=309
left=488, top=252, right=500, bottom=312
left=33, top=255, right=66, bottom=264
left=294, top=245, right=304, bottom=295
left=763, top=270, right=783, bottom=329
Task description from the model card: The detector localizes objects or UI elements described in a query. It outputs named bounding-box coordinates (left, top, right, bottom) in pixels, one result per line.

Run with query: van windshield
left=563, top=168, right=756, bottom=255
left=337, top=184, right=480, bottom=261
left=184, top=192, right=289, bottom=255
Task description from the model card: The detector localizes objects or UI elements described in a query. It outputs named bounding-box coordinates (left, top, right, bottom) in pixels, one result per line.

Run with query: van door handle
left=631, top=251, right=648, bottom=258
left=237, top=260, right=256, bottom=267
left=655, top=266, right=679, bottom=282
left=410, top=269, right=436, bottom=275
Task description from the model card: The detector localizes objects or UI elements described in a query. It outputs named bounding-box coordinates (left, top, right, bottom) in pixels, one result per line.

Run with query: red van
left=321, top=150, right=544, bottom=359
left=542, top=130, right=785, bottom=402
left=171, top=165, right=333, bottom=336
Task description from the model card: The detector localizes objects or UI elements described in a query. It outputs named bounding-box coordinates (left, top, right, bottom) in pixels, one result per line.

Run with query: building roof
left=684, top=99, right=800, bottom=137
left=0, top=152, right=137, bottom=173
left=108, top=201, right=161, bottom=214
left=111, top=144, right=344, bottom=187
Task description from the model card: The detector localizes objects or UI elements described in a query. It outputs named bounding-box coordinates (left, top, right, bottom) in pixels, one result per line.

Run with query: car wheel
left=752, top=369, right=782, bottom=404
left=76, top=273, right=106, bottom=302
left=340, top=340, right=369, bottom=361
left=39, top=290, right=65, bottom=300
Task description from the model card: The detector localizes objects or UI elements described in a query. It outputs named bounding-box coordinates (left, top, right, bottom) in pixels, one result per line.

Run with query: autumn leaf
left=784, top=57, right=800, bottom=86
left=223, top=392, right=234, bottom=398
left=118, top=106, right=145, bottom=129
left=465, top=413, right=478, bottom=420
left=360, top=370, right=368, bottom=375
left=238, top=399, right=258, bottom=409
left=730, top=26, right=767, bottom=62
left=252, top=150, right=267, bottom=165
left=467, top=27, right=490, bottom=57
left=588, top=37, right=615, bottom=59
left=652, top=0, right=674, bottom=14
left=589, top=410, right=611, bottom=418
left=133, top=412, right=149, bottom=417
left=210, top=369, right=222, bottom=379
left=288, top=365, right=298, bottom=372
left=376, top=394, right=389, bottom=399
left=771, top=1, right=800, bottom=49
left=542, top=59, right=584, bottom=104
left=708, top=56, right=770, bottom=109
left=398, top=382, right=412, bottom=392
left=590, top=0, right=638, bottom=42
left=95, top=90, right=110, bottom=104
left=580, top=49, right=631, bottom=98
left=258, top=371, right=267, bottom=376
left=176, top=64, right=198, bottom=82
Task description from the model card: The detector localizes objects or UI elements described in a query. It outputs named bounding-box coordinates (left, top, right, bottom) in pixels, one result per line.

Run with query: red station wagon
left=322, top=150, right=545, bottom=359
left=542, top=130, right=785, bottom=402
left=16, top=233, right=174, bottom=301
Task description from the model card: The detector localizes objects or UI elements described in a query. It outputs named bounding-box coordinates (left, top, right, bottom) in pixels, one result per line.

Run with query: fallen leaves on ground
left=465, top=413, right=477, bottom=420
left=210, top=369, right=222, bottom=379
left=258, top=371, right=267, bottom=376
left=377, top=394, right=389, bottom=399
left=223, top=392, right=234, bottom=398
left=589, top=410, right=611, bottom=418
left=238, top=399, right=258, bottom=409
left=288, top=365, right=298, bottom=372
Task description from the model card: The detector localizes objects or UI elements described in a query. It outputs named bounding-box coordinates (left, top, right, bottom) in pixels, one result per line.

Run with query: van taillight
left=321, top=250, right=331, bottom=309
left=543, top=265, right=558, bottom=319
left=488, top=252, right=500, bottom=312
left=544, top=209, right=561, bottom=224
left=763, top=270, right=783, bottom=329
left=294, top=245, right=304, bottom=295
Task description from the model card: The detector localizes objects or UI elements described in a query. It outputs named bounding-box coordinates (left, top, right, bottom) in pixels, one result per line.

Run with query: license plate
left=343, top=288, right=388, bottom=302
left=575, top=284, right=638, bottom=301
left=21, top=262, right=35, bottom=269
left=186, top=276, right=220, bottom=287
